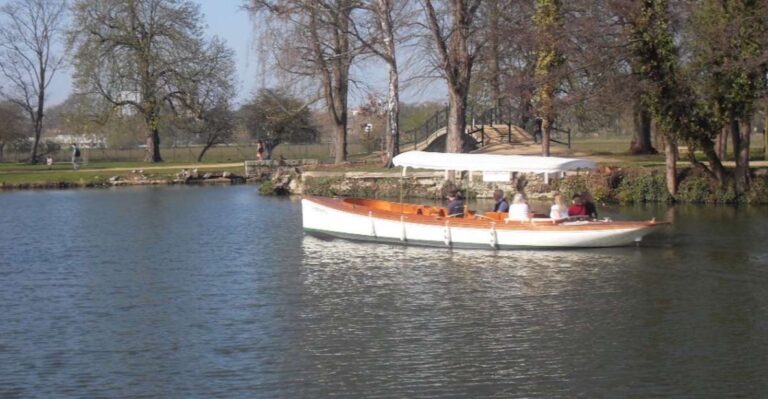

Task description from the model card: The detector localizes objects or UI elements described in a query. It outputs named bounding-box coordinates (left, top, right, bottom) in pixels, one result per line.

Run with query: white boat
left=301, top=152, right=668, bottom=249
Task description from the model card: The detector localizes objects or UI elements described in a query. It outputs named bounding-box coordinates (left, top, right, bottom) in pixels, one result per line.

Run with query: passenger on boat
left=550, top=193, right=569, bottom=220
left=582, top=191, right=598, bottom=219
left=493, top=189, right=509, bottom=212
left=447, top=189, right=465, bottom=217
left=507, top=193, right=530, bottom=221
left=568, top=193, right=588, bottom=217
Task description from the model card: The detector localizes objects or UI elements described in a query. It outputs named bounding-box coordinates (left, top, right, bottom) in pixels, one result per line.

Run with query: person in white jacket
left=549, top=193, right=569, bottom=221
left=507, top=193, right=530, bottom=221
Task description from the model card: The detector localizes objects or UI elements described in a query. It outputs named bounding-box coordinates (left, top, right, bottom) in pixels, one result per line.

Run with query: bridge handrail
left=399, top=103, right=571, bottom=150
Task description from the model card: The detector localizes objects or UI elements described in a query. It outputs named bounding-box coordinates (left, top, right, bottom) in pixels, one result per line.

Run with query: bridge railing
left=550, top=125, right=572, bottom=149
left=398, top=103, right=571, bottom=151
left=400, top=107, right=449, bottom=151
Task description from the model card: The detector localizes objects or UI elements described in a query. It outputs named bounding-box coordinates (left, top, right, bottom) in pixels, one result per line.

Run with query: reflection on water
left=1, top=187, right=767, bottom=397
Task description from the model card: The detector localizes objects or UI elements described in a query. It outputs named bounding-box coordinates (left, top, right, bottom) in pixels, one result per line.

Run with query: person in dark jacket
left=492, top=189, right=509, bottom=212
left=447, top=189, right=465, bottom=217
left=582, top=191, right=598, bottom=219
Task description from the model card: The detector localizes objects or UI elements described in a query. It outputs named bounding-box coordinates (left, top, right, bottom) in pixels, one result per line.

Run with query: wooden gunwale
left=305, top=196, right=666, bottom=231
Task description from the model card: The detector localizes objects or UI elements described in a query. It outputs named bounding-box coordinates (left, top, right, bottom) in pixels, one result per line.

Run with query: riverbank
left=0, top=161, right=249, bottom=190
left=4, top=157, right=768, bottom=204
left=278, top=163, right=768, bottom=204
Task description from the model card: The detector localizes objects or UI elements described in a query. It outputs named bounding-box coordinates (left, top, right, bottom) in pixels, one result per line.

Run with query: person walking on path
left=256, top=140, right=265, bottom=161
left=71, top=144, right=81, bottom=170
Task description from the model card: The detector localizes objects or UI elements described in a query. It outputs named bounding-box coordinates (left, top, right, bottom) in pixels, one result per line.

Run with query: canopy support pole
left=399, top=166, right=407, bottom=213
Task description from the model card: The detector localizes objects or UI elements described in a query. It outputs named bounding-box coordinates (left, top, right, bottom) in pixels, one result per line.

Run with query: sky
left=21, top=0, right=442, bottom=109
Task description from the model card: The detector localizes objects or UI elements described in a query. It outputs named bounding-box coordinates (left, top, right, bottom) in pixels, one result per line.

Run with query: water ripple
left=0, top=188, right=766, bottom=398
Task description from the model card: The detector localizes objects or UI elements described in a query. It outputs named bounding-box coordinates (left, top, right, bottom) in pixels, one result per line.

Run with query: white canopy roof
left=392, top=151, right=597, bottom=174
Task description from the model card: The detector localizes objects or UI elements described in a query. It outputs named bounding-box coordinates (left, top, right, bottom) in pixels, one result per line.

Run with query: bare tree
left=248, top=0, right=356, bottom=164
left=0, top=0, right=67, bottom=164
left=239, top=88, right=319, bottom=154
left=532, top=0, right=565, bottom=157
left=347, top=0, right=415, bottom=166
left=172, top=38, right=237, bottom=162
left=422, top=0, right=483, bottom=154
left=71, top=0, right=214, bottom=162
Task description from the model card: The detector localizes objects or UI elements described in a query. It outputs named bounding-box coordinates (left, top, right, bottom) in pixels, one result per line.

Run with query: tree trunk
left=533, top=0, right=561, bottom=158
left=629, top=101, right=657, bottom=154
left=332, top=119, right=348, bottom=163
left=378, top=0, right=400, bottom=168
left=765, top=102, right=768, bottom=161
left=446, top=88, right=466, bottom=153
left=664, top=134, right=677, bottom=197
left=331, top=61, right=349, bottom=164
left=538, top=82, right=553, bottom=157
left=735, top=119, right=751, bottom=192
left=0, top=142, right=5, bottom=162
left=382, top=62, right=400, bottom=167
left=764, top=101, right=768, bottom=161
left=716, top=127, right=728, bottom=159
left=487, top=0, right=502, bottom=110
left=730, top=119, right=741, bottom=165
left=541, top=117, right=551, bottom=157
left=29, top=110, right=44, bottom=164
left=422, top=0, right=476, bottom=154
left=145, top=128, right=163, bottom=162
left=197, top=142, right=213, bottom=162
left=701, top=138, right=728, bottom=183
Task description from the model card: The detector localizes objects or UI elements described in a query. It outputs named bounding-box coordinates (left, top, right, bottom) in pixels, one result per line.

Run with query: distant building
left=50, top=133, right=107, bottom=148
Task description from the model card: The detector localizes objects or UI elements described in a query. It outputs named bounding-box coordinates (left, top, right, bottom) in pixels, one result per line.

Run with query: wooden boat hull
left=302, top=197, right=667, bottom=249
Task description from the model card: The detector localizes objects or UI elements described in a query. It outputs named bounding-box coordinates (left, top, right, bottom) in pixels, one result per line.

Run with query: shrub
left=258, top=181, right=275, bottom=195
left=676, top=173, right=712, bottom=203
left=616, top=171, right=671, bottom=203
left=554, top=173, right=614, bottom=203
left=746, top=176, right=768, bottom=204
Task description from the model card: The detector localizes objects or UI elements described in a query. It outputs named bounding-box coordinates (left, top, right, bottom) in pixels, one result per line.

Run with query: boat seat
left=482, top=211, right=506, bottom=221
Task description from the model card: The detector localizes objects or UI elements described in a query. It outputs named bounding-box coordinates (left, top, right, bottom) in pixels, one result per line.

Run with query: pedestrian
left=45, top=156, right=53, bottom=170
left=533, top=117, right=543, bottom=144
left=256, top=140, right=264, bottom=161
left=71, top=144, right=81, bottom=170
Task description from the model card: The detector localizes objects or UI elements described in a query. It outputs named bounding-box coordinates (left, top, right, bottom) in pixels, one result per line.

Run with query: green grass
left=0, top=160, right=243, bottom=186
left=1, top=143, right=372, bottom=164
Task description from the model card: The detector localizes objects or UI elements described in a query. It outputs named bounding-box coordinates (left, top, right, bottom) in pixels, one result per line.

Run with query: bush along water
left=553, top=168, right=768, bottom=204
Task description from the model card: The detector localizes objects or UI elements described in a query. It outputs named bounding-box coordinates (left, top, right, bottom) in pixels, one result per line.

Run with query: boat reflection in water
left=295, top=234, right=684, bottom=397
left=300, top=233, right=649, bottom=297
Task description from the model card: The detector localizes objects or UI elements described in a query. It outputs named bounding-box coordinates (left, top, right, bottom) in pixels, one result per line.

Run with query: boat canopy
left=392, top=151, right=597, bottom=174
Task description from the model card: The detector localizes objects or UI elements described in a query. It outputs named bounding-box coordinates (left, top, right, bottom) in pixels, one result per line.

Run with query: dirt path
left=85, top=162, right=244, bottom=173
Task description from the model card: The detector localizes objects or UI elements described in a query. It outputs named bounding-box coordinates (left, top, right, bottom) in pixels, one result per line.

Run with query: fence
left=1, top=142, right=371, bottom=164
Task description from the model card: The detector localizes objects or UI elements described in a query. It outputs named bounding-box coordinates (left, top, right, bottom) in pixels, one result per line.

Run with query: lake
left=1, top=185, right=767, bottom=398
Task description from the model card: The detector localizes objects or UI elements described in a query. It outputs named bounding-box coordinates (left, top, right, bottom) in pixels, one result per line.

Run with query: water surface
left=1, top=186, right=767, bottom=398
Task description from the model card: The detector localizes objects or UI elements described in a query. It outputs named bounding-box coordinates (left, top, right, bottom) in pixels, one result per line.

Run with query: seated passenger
left=550, top=193, right=569, bottom=221
left=582, top=191, right=598, bottom=219
left=568, top=193, right=588, bottom=217
left=492, top=189, right=509, bottom=212
left=507, top=193, right=530, bottom=221
left=446, top=189, right=465, bottom=217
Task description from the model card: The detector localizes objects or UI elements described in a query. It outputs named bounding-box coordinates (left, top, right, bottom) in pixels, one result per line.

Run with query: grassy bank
left=0, top=161, right=244, bottom=189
